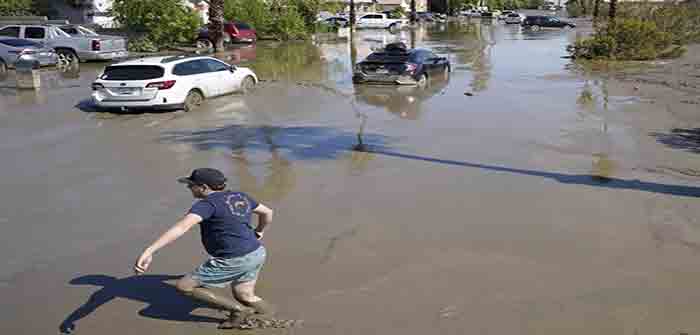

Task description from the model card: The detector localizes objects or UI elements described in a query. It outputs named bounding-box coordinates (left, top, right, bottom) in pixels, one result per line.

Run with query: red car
left=196, top=21, right=257, bottom=48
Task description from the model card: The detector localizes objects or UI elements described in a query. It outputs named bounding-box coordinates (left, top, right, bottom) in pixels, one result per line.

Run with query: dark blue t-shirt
left=189, top=191, right=260, bottom=258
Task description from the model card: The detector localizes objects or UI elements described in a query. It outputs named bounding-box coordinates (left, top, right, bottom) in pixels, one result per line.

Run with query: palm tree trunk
left=350, top=0, right=356, bottom=26
left=593, top=0, right=601, bottom=25
left=608, top=0, right=617, bottom=30
left=411, top=0, right=417, bottom=24
left=208, top=0, right=225, bottom=52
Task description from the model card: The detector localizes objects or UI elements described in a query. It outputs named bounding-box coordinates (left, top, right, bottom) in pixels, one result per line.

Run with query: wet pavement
left=2, top=18, right=700, bottom=335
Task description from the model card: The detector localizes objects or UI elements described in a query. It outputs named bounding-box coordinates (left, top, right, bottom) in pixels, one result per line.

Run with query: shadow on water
left=651, top=128, right=700, bottom=154
left=60, top=275, right=218, bottom=334
left=354, top=146, right=700, bottom=198
left=74, top=99, right=183, bottom=115
left=160, top=125, right=392, bottom=161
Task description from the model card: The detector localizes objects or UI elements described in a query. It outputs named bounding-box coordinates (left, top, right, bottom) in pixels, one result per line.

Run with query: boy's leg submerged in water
left=232, top=279, right=276, bottom=315
left=175, top=275, right=253, bottom=314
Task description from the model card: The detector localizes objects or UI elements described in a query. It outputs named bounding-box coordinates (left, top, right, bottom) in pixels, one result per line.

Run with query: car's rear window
left=366, top=51, right=411, bottom=63
left=235, top=22, right=251, bottom=30
left=508, top=13, right=520, bottom=17
left=101, top=65, right=165, bottom=80
left=0, top=39, right=41, bottom=47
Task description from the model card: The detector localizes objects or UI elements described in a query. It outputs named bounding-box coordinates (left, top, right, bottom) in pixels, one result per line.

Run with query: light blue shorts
left=190, top=246, right=266, bottom=288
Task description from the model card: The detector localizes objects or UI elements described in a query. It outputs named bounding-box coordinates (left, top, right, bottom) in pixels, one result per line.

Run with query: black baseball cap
left=178, top=168, right=227, bottom=187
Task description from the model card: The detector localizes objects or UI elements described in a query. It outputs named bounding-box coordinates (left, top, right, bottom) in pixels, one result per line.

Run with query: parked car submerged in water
left=91, top=55, right=258, bottom=112
left=0, top=38, right=57, bottom=71
left=353, top=42, right=450, bottom=86
left=320, top=16, right=349, bottom=28
left=196, top=21, right=257, bottom=49
left=0, top=23, right=128, bottom=62
left=522, top=16, right=575, bottom=30
left=356, top=13, right=404, bottom=29
left=504, top=13, right=525, bottom=24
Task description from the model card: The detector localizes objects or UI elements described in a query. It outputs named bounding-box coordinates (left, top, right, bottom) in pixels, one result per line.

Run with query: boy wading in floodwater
left=134, top=168, right=275, bottom=328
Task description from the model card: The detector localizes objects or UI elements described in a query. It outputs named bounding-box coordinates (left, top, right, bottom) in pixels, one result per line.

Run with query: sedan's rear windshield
left=366, top=51, right=411, bottom=63
left=0, top=39, right=42, bottom=47
left=101, top=65, right=165, bottom=80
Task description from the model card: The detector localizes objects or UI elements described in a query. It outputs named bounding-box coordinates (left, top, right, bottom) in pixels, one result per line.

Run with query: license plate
left=375, top=68, right=389, bottom=74
left=118, top=88, right=136, bottom=94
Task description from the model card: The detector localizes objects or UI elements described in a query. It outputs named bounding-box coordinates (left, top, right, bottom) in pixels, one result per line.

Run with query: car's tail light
left=146, top=80, right=176, bottom=90
left=405, top=63, right=418, bottom=74
left=92, top=40, right=101, bottom=51
left=92, top=83, right=104, bottom=91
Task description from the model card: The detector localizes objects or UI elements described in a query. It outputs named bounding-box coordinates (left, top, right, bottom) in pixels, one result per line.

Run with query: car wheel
left=196, top=39, right=213, bottom=49
left=417, top=73, right=428, bottom=87
left=241, top=76, right=256, bottom=93
left=56, top=49, right=78, bottom=65
left=530, top=25, right=541, bottom=31
left=184, top=90, right=204, bottom=112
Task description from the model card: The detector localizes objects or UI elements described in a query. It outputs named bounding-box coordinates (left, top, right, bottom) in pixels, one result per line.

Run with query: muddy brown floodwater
left=2, top=18, right=700, bottom=335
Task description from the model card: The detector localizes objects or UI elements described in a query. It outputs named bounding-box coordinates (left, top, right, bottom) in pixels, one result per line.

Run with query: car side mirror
left=229, top=65, right=236, bottom=72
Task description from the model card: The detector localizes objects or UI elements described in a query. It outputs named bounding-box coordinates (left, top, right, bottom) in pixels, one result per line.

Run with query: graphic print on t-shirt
left=225, top=193, right=251, bottom=217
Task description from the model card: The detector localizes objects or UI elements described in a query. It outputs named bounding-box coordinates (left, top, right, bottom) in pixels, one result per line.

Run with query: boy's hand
left=134, top=251, right=153, bottom=274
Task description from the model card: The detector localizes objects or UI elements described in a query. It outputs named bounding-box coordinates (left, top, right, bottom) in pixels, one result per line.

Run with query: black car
left=322, top=17, right=349, bottom=28
left=353, top=42, right=450, bottom=86
left=522, top=16, right=575, bottom=30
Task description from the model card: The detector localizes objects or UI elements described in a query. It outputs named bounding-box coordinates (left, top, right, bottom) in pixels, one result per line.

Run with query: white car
left=504, top=13, right=525, bottom=24
left=356, top=13, right=403, bottom=29
left=91, top=55, right=258, bottom=112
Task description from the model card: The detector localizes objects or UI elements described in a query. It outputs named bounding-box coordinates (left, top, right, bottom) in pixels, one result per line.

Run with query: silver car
left=0, top=38, right=57, bottom=71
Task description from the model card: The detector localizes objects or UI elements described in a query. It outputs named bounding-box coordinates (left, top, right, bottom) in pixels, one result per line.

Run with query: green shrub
left=568, top=18, right=678, bottom=60
left=272, top=5, right=309, bottom=40
left=0, top=0, right=34, bottom=15
left=389, top=6, right=406, bottom=19
left=618, top=3, right=700, bottom=44
left=567, top=2, right=584, bottom=17
left=112, top=0, right=200, bottom=50
left=224, top=0, right=313, bottom=40
left=127, top=37, right=158, bottom=53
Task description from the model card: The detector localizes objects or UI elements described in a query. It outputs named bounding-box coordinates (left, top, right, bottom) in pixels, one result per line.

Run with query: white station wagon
left=91, top=55, right=258, bottom=112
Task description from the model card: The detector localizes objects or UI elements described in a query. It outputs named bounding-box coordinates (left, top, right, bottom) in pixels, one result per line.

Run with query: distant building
left=376, top=0, right=428, bottom=12
left=324, top=0, right=378, bottom=14
left=43, top=0, right=207, bottom=27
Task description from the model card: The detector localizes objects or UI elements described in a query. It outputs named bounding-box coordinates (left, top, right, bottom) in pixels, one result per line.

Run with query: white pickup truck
left=0, top=24, right=128, bottom=63
left=356, top=13, right=404, bottom=29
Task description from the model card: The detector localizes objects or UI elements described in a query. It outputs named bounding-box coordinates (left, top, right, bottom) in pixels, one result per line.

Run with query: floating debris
left=238, top=315, right=302, bottom=329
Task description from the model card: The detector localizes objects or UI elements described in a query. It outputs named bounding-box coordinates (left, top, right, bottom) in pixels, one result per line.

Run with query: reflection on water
left=353, top=78, right=449, bottom=120
left=232, top=127, right=297, bottom=203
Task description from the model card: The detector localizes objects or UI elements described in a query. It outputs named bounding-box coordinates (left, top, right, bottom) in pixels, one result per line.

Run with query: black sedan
left=353, top=43, right=450, bottom=86
left=522, top=16, right=576, bottom=30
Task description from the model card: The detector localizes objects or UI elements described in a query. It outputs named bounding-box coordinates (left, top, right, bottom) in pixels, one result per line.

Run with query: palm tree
left=593, top=0, right=601, bottom=24
left=208, top=0, right=225, bottom=52
left=411, top=0, right=417, bottom=24
left=350, top=0, right=356, bottom=26
left=609, top=0, right=617, bottom=22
